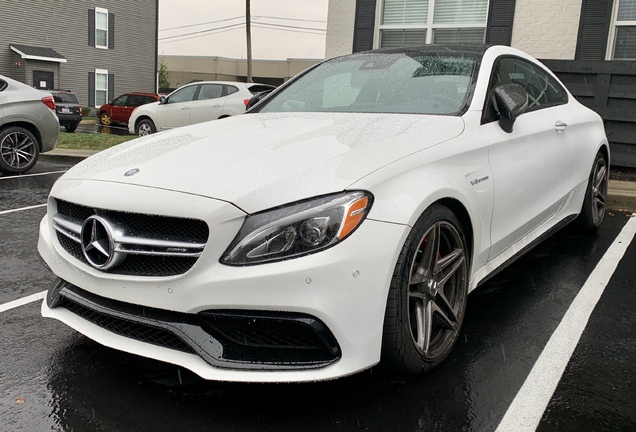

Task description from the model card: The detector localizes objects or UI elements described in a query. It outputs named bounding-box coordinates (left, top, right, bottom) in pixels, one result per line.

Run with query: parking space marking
left=0, top=291, right=46, bottom=313
left=495, top=213, right=636, bottom=432
left=0, top=170, right=67, bottom=180
left=0, top=204, right=47, bottom=215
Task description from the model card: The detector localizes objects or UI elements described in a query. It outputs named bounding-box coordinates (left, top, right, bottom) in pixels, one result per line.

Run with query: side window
left=198, top=84, right=223, bottom=100
left=168, top=85, right=197, bottom=104
left=483, top=57, right=569, bottom=123
left=112, top=95, right=127, bottom=106
left=127, top=95, right=145, bottom=106
left=225, top=85, right=239, bottom=96
left=145, top=96, right=157, bottom=104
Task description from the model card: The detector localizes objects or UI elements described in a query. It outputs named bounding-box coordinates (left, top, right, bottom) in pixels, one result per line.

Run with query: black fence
left=541, top=59, right=636, bottom=168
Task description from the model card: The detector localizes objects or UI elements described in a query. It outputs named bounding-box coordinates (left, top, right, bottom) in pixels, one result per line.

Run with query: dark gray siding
left=0, top=0, right=157, bottom=108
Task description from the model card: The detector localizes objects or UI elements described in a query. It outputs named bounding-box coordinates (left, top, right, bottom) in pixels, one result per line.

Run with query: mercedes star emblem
left=80, top=215, right=125, bottom=270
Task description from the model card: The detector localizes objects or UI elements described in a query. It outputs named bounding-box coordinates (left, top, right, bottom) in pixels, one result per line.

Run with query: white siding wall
left=511, top=0, right=583, bottom=60
left=325, top=0, right=357, bottom=58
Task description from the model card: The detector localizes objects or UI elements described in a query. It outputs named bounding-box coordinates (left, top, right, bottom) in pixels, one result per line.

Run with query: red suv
left=98, top=92, right=160, bottom=126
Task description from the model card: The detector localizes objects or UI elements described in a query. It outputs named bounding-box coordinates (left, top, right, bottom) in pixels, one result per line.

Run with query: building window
left=95, top=69, right=108, bottom=107
left=95, top=8, right=109, bottom=48
left=379, top=0, right=488, bottom=48
left=612, top=0, right=636, bottom=59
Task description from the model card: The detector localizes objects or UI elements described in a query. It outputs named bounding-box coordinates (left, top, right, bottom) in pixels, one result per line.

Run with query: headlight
left=221, top=191, right=373, bottom=266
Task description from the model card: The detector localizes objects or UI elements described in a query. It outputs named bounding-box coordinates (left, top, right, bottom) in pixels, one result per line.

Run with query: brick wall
left=326, top=0, right=357, bottom=58
left=511, top=0, right=583, bottom=60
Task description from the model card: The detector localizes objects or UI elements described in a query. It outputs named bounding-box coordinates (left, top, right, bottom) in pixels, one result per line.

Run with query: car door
left=122, top=95, right=147, bottom=123
left=190, top=83, right=225, bottom=125
left=109, top=95, right=129, bottom=123
left=156, top=84, right=198, bottom=130
left=482, top=56, right=573, bottom=260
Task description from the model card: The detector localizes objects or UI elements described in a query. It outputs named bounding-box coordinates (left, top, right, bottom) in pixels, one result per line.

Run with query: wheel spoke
left=594, top=165, right=607, bottom=190
left=410, top=224, right=440, bottom=285
left=433, top=290, right=458, bottom=329
left=437, top=248, right=465, bottom=287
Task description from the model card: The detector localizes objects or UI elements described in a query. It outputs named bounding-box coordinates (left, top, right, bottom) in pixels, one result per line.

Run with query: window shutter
left=88, top=9, right=95, bottom=46
left=108, top=13, right=115, bottom=49
left=485, top=0, right=516, bottom=46
left=575, top=0, right=614, bottom=60
left=108, top=74, right=115, bottom=103
left=88, top=72, right=95, bottom=107
left=352, top=0, right=378, bottom=53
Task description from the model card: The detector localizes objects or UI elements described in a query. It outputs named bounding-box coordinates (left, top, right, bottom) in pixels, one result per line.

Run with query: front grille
left=53, top=199, right=209, bottom=277
left=51, top=282, right=341, bottom=370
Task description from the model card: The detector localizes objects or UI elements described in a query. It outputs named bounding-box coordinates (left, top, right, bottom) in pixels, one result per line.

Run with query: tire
left=136, top=119, right=156, bottom=136
left=65, top=123, right=78, bottom=133
left=382, top=204, right=469, bottom=374
left=0, top=126, right=40, bottom=174
left=99, top=112, right=111, bottom=125
left=576, top=151, right=608, bottom=232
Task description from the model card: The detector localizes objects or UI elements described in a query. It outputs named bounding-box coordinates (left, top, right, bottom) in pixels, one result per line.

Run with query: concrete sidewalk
left=40, top=148, right=636, bottom=211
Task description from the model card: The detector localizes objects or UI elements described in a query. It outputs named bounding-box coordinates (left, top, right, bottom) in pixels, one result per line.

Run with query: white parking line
left=495, top=213, right=636, bottom=432
left=0, top=204, right=47, bottom=215
left=0, top=170, right=67, bottom=180
left=0, top=291, right=46, bottom=313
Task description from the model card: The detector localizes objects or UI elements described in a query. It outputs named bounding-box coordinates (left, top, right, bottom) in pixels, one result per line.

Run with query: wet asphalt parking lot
left=1, top=156, right=635, bottom=432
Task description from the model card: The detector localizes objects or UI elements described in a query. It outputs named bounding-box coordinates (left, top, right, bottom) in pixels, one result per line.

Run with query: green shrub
left=82, top=106, right=91, bottom=117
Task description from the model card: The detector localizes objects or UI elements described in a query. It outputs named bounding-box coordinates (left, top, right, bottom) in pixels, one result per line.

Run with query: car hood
left=62, top=112, right=464, bottom=213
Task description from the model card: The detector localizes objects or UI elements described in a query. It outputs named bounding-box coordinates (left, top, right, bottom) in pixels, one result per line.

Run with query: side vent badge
left=124, top=168, right=140, bottom=177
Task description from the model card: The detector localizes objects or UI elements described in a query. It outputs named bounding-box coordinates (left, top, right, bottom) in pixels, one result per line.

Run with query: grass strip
left=58, top=132, right=137, bottom=151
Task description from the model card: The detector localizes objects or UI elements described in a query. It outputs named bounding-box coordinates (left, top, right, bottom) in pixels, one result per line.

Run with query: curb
left=40, top=149, right=636, bottom=211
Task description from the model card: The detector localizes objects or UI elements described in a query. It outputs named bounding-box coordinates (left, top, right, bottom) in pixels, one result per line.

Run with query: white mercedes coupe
left=38, top=45, right=609, bottom=383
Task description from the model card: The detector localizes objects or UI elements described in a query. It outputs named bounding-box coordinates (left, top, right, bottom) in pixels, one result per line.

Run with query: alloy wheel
left=1, top=130, right=37, bottom=170
left=407, top=221, right=467, bottom=360
left=591, top=156, right=608, bottom=226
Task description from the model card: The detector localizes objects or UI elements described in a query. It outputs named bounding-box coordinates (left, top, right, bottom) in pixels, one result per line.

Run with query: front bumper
left=38, top=182, right=409, bottom=382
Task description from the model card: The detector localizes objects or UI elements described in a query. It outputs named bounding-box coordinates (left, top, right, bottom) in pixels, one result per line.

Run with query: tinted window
left=0, top=79, right=7, bottom=92
left=198, top=84, right=223, bottom=100
left=259, top=53, right=477, bottom=115
left=127, top=95, right=147, bottom=106
left=111, top=95, right=128, bottom=106
left=53, top=93, right=79, bottom=104
left=485, top=57, right=568, bottom=120
left=225, top=85, right=239, bottom=96
left=144, top=96, right=157, bottom=104
left=168, top=85, right=197, bottom=103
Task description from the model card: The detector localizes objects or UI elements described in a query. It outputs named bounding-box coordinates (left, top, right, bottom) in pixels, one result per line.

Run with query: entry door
left=33, top=71, right=54, bottom=90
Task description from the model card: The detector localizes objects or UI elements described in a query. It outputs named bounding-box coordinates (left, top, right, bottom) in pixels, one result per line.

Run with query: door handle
left=181, top=107, right=190, bottom=110
left=212, top=104, right=222, bottom=108
left=555, top=121, right=568, bottom=133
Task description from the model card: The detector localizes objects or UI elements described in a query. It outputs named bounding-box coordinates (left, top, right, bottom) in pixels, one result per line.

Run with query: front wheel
left=576, top=151, right=608, bottom=232
left=99, top=112, right=112, bottom=125
left=382, top=204, right=469, bottom=374
left=0, top=126, right=40, bottom=174
left=136, top=119, right=156, bottom=136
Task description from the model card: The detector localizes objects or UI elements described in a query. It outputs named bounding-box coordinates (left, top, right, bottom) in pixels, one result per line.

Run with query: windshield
left=258, top=52, right=477, bottom=116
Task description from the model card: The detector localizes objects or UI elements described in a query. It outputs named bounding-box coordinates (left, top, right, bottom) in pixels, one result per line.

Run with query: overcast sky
left=158, top=0, right=329, bottom=60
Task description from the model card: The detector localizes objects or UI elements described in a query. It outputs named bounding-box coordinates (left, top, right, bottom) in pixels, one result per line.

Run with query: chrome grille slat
left=53, top=199, right=209, bottom=276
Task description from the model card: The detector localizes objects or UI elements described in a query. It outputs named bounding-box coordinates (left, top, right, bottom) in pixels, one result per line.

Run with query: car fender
left=350, top=135, right=494, bottom=283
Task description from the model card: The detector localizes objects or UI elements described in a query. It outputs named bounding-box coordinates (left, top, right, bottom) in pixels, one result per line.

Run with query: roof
left=10, top=44, right=67, bottom=63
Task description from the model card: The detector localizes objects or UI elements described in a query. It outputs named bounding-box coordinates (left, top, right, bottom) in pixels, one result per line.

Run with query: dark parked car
left=98, top=92, right=160, bottom=126
left=49, top=90, right=82, bottom=133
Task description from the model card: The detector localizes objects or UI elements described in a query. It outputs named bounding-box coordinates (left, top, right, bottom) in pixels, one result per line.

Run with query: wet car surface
left=0, top=159, right=635, bottom=431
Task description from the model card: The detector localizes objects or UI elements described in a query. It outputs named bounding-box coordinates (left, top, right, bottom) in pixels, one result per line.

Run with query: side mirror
left=246, top=90, right=272, bottom=110
left=159, top=96, right=167, bottom=105
left=492, top=84, right=528, bottom=133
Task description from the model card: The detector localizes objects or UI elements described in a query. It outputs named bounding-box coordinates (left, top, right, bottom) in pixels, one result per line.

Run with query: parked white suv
left=128, top=81, right=275, bottom=136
